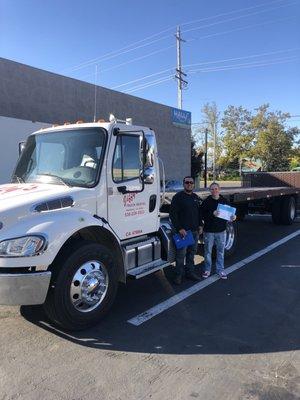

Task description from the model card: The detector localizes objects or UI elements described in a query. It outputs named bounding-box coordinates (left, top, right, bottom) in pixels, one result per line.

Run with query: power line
left=181, top=1, right=298, bottom=34
left=76, top=45, right=175, bottom=82
left=185, top=15, right=297, bottom=45
left=180, top=0, right=286, bottom=28
left=111, top=48, right=299, bottom=91
left=118, top=56, right=299, bottom=94
left=112, top=67, right=174, bottom=90
left=79, top=52, right=299, bottom=96
left=123, top=56, right=298, bottom=94
left=185, top=48, right=300, bottom=69
left=124, top=75, right=174, bottom=93
left=188, top=56, right=299, bottom=74
left=77, top=15, right=294, bottom=82
left=67, top=33, right=173, bottom=73
left=112, top=26, right=187, bottom=103
left=101, top=45, right=175, bottom=74
left=62, top=27, right=175, bottom=73
left=62, top=0, right=290, bottom=73
left=57, top=0, right=298, bottom=102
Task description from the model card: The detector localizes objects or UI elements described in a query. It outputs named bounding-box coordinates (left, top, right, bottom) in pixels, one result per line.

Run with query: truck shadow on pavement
left=19, top=217, right=300, bottom=356
left=20, top=253, right=300, bottom=357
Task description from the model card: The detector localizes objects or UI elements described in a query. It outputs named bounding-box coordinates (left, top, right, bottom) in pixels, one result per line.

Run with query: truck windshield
left=13, top=128, right=106, bottom=188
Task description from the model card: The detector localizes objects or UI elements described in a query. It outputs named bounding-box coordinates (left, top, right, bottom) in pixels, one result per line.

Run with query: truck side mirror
left=144, top=167, right=155, bottom=184
left=143, top=134, right=155, bottom=184
left=18, top=141, right=26, bottom=156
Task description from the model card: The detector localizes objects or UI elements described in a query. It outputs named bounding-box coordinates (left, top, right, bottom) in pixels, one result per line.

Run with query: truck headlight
left=0, top=235, right=46, bottom=257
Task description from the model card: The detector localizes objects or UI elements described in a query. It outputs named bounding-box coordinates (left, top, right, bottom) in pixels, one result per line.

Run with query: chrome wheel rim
left=290, top=201, right=296, bottom=220
left=225, top=223, right=235, bottom=251
left=70, top=260, right=109, bottom=313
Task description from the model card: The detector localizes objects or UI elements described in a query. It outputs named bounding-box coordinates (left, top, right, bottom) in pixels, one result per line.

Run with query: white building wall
left=0, top=116, right=50, bottom=184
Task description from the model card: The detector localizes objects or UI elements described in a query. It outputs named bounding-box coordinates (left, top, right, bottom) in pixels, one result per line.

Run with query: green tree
left=193, top=102, right=223, bottom=179
left=290, top=145, right=300, bottom=169
left=252, top=105, right=296, bottom=171
left=191, top=134, right=204, bottom=179
left=221, top=105, right=255, bottom=174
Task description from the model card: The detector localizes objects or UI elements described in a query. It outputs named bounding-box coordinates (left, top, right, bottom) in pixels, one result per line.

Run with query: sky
left=0, top=0, right=300, bottom=128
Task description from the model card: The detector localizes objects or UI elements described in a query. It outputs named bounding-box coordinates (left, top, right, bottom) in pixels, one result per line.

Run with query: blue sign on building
left=171, top=108, right=191, bottom=128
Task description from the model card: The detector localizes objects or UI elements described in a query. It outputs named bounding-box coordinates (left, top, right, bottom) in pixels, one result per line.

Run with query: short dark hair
left=209, top=182, right=220, bottom=189
left=183, top=176, right=194, bottom=184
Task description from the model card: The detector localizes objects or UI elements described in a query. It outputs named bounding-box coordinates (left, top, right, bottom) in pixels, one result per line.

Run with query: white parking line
left=127, top=229, right=300, bottom=326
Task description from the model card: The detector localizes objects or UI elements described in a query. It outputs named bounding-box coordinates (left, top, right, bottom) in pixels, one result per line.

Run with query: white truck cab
left=0, top=118, right=175, bottom=330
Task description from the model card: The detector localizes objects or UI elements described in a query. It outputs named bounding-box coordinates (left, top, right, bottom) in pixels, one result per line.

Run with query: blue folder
left=173, top=230, right=195, bottom=249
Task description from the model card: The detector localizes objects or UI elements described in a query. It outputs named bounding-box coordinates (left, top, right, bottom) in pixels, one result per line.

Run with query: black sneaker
left=186, top=272, right=201, bottom=281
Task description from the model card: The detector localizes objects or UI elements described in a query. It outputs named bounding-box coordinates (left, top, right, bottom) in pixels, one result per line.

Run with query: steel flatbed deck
left=164, top=186, right=299, bottom=205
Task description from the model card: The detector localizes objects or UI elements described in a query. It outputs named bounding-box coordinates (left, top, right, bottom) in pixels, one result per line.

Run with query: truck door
left=107, top=129, right=159, bottom=240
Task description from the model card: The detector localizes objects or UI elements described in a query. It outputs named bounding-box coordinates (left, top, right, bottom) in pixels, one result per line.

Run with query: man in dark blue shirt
left=169, top=176, right=203, bottom=284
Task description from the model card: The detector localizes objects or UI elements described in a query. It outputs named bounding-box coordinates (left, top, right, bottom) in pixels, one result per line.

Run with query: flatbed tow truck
left=0, top=117, right=298, bottom=330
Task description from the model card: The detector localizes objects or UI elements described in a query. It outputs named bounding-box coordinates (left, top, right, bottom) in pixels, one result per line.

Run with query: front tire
left=44, top=241, right=118, bottom=331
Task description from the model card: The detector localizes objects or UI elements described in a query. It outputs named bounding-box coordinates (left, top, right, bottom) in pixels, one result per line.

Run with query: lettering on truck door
left=107, top=130, right=159, bottom=239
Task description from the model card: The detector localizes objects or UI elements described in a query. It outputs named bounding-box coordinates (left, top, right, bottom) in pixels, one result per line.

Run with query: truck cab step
left=127, top=259, right=170, bottom=279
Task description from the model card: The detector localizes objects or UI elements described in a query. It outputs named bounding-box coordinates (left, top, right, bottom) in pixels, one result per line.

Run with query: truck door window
left=113, top=135, right=142, bottom=182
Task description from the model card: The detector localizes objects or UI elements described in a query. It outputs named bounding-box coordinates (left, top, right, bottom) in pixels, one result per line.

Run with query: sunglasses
left=184, top=180, right=194, bottom=184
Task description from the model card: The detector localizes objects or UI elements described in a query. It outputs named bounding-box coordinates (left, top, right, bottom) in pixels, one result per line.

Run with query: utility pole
left=204, top=128, right=208, bottom=188
left=175, top=26, right=187, bottom=109
left=212, top=122, right=216, bottom=181
left=93, top=64, right=98, bottom=122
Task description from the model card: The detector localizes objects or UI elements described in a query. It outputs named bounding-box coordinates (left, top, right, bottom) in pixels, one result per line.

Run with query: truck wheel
left=271, top=197, right=282, bottom=225
left=224, top=221, right=237, bottom=258
left=281, top=196, right=296, bottom=225
left=44, top=241, right=118, bottom=331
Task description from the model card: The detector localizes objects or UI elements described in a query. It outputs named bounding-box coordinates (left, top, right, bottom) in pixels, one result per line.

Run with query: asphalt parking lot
left=1, top=215, right=300, bottom=400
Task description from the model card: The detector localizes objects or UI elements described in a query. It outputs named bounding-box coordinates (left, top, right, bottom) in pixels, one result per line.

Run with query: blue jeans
left=204, top=231, right=226, bottom=273
left=175, top=231, right=199, bottom=277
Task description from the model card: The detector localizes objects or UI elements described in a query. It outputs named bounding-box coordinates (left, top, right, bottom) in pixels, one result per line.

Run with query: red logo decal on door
left=123, top=193, right=136, bottom=207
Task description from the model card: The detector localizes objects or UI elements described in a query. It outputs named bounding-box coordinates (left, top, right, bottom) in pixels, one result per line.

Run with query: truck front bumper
left=0, top=271, right=51, bottom=305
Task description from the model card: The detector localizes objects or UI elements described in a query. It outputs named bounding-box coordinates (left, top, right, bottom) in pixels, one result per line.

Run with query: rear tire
left=44, top=241, right=118, bottom=331
left=281, top=196, right=296, bottom=225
